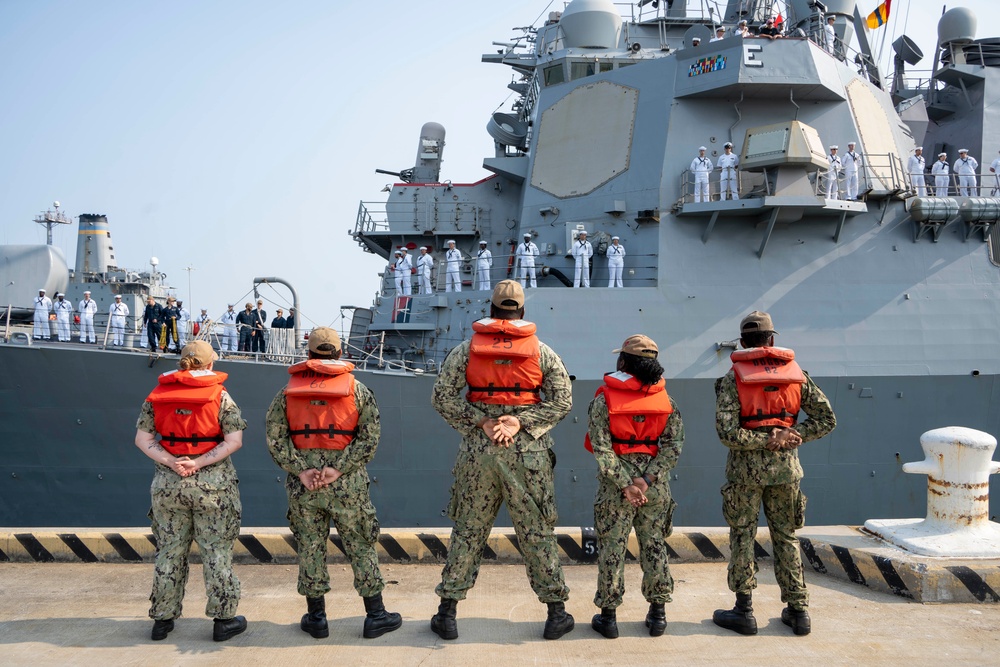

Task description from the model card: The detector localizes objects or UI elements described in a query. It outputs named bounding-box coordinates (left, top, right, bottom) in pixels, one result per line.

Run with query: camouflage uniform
left=137, top=393, right=246, bottom=621
left=432, top=339, right=573, bottom=603
left=587, top=393, right=684, bottom=609
left=715, top=370, right=836, bottom=610
left=265, top=382, right=386, bottom=598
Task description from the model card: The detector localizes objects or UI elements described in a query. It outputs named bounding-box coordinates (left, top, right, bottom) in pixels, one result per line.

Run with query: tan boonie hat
left=491, top=280, right=525, bottom=310
left=181, top=340, right=218, bottom=366
left=613, top=334, right=658, bottom=359
left=308, top=326, right=342, bottom=356
left=740, top=310, right=778, bottom=335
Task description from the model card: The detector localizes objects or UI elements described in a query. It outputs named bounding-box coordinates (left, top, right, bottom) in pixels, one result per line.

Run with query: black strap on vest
left=610, top=435, right=658, bottom=446
left=468, top=382, right=541, bottom=397
left=290, top=424, right=358, bottom=439
left=739, top=408, right=797, bottom=425
left=161, top=434, right=223, bottom=446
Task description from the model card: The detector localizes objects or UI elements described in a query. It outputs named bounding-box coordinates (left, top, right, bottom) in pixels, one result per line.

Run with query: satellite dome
left=559, top=0, right=621, bottom=49
left=938, top=7, right=976, bottom=45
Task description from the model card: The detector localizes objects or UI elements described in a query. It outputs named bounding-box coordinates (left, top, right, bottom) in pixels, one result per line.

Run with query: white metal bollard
left=864, top=427, right=1000, bottom=557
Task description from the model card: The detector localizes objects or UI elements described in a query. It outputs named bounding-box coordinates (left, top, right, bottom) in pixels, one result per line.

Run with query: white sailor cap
left=698, top=145, right=707, bottom=151
left=56, top=292, right=64, bottom=297
left=938, top=152, right=948, bottom=157
left=394, top=250, right=402, bottom=255
left=847, top=141, right=856, bottom=146
left=739, top=19, right=747, bottom=25
left=959, top=148, right=969, bottom=153
left=611, top=236, right=620, bottom=240
left=578, top=230, right=588, bottom=235
left=914, top=147, right=922, bottom=151
left=115, top=294, right=123, bottom=299
left=691, top=37, right=701, bottom=43
left=83, top=290, right=91, bottom=295
left=447, top=239, right=456, bottom=244
left=421, top=246, right=430, bottom=251
left=724, top=142, right=733, bottom=148
left=523, top=233, right=531, bottom=238
left=716, top=27, right=725, bottom=32
left=479, top=240, right=487, bottom=244
left=38, top=288, right=46, bottom=292
left=830, top=145, right=838, bottom=149
left=227, top=302, right=234, bottom=306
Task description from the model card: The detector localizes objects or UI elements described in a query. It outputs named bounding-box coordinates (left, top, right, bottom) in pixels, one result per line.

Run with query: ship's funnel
left=938, top=7, right=976, bottom=45
left=892, top=35, right=923, bottom=66
left=75, top=214, right=117, bottom=280
left=411, top=122, right=446, bottom=183
left=559, top=0, right=621, bottom=49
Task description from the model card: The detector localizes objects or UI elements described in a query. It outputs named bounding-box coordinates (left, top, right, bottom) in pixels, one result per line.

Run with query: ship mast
left=33, top=201, right=70, bottom=246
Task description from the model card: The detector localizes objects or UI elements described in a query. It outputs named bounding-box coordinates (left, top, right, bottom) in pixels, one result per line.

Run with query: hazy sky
left=0, top=0, right=988, bottom=334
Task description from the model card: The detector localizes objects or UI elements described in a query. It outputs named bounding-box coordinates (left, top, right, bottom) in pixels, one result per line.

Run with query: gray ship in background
left=2, top=0, right=999, bottom=529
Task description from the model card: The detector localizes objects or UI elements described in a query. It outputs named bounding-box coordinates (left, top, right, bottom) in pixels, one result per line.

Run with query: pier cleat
left=645, top=602, right=667, bottom=637
left=362, top=593, right=402, bottom=638
left=781, top=606, right=811, bottom=636
left=212, top=615, right=247, bottom=642
left=150, top=619, right=174, bottom=641
left=591, top=608, right=618, bottom=639
left=300, top=596, right=328, bottom=639
left=430, top=598, right=458, bottom=640
left=712, top=593, right=757, bottom=636
left=543, top=601, right=575, bottom=640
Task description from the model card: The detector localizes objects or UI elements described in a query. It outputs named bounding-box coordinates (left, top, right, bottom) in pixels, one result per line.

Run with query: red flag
left=775, top=13, right=784, bottom=27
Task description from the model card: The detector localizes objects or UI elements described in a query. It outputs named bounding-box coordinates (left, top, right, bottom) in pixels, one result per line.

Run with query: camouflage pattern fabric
left=587, top=393, right=683, bottom=609
left=432, top=337, right=572, bottom=603
left=715, top=368, right=836, bottom=610
left=265, top=382, right=386, bottom=598
left=137, top=391, right=246, bottom=620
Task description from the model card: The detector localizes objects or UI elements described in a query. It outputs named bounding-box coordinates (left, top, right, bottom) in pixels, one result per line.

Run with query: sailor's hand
left=496, top=415, right=521, bottom=442
left=318, top=466, right=342, bottom=487
left=623, top=485, right=647, bottom=507
left=767, top=428, right=802, bottom=451
left=632, top=477, right=649, bottom=494
left=172, top=457, right=197, bottom=477
left=779, top=428, right=803, bottom=449
left=299, top=468, right=322, bottom=490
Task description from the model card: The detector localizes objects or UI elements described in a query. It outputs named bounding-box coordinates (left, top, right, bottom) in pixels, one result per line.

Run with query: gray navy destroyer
left=2, top=0, right=999, bottom=529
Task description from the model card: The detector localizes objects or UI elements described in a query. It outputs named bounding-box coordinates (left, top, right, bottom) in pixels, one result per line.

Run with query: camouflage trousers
left=437, top=448, right=569, bottom=604
left=286, top=470, right=385, bottom=598
left=148, top=480, right=242, bottom=620
left=721, top=481, right=808, bottom=609
left=593, top=479, right=676, bottom=609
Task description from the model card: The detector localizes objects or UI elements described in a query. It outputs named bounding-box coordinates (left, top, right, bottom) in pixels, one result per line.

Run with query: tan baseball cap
left=181, top=340, right=218, bottom=366
left=308, top=326, right=342, bottom=356
left=613, top=334, right=658, bottom=359
left=491, top=280, right=525, bottom=310
left=740, top=310, right=778, bottom=335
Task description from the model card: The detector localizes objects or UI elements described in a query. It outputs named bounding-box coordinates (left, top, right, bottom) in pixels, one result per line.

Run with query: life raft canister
left=146, top=369, right=228, bottom=455
left=285, top=358, right=359, bottom=450
left=585, top=371, right=673, bottom=456
left=731, top=346, right=805, bottom=429
left=466, top=318, right=542, bottom=405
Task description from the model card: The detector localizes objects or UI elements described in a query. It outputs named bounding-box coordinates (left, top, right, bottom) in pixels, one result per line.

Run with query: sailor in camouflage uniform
left=265, top=327, right=401, bottom=640
left=430, top=279, right=575, bottom=641
left=134, top=340, right=247, bottom=642
left=713, top=312, right=836, bottom=637
left=587, top=335, right=684, bottom=639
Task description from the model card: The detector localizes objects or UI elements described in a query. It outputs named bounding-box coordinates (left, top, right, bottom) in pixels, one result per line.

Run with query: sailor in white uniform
left=717, top=142, right=739, bottom=200
left=571, top=230, right=594, bottom=288
left=445, top=240, right=463, bottom=292
left=690, top=146, right=713, bottom=202
left=735, top=20, right=750, bottom=37
left=824, top=15, right=837, bottom=55
left=475, top=240, right=493, bottom=291
left=989, top=150, right=1000, bottom=194
left=53, top=293, right=74, bottom=342
left=389, top=250, right=410, bottom=295
left=908, top=147, right=927, bottom=197
left=954, top=149, right=979, bottom=196
left=33, top=288, right=52, bottom=340
left=931, top=152, right=951, bottom=196
left=109, top=295, right=129, bottom=345
left=78, top=290, right=98, bottom=343
left=176, top=300, right=190, bottom=346
left=607, top=236, right=626, bottom=288
left=417, top=246, right=434, bottom=294
left=516, top=233, right=539, bottom=288
left=219, top=303, right=238, bottom=351
left=399, top=248, right=413, bottom=295
left=826, top=145, right=842, bottom=199
left=843, top=141, right=862, bottom=200
left=710, top=27, right=726, bottom=43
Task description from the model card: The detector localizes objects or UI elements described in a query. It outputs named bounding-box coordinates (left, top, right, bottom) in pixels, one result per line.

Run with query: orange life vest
left=146, top=369, right=228, bottom=455
left=285, top=359, right=359, bottom=450
left=466, top=318, right=543, bottom=405
left=585, top=371, right=673, bottom=456
left=731, top=347, right=805, bottom=429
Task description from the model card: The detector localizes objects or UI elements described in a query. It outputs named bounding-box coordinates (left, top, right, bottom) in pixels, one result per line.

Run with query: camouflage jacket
left=715, top=369, right=836, bottom=485
left=587, top=392, right=684, bottom=490
left=265, top=379, right=380, bottom=478
left=431, top=338, right=573, bottom=453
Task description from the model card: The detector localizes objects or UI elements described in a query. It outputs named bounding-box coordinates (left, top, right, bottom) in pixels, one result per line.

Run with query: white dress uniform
left=824, top=21, right=836, bottom=55
left=843, top=145, right=862, bottom=199
left=390, top=253, right=411, bottom=295
left=931, top=157, right=951, bottom=196
left=399, top=252, right=413, bottom=295
left=475, top=245, right=493, bottom=291
left=445, top=245, right=463, bottom=292
left=690, top=151, right=713, bottom=202
left=717, top=151, right=740, bottom=200
left=418, top=251, right=434, bottom=294
left=607, top=239, right=626, bottom=288
left=109, top=299, right=129, bottom=345
left=908, top=151, right=927, bottom=197
left=54, top=297, right=74, bottom=342
left=571, top=237, right=594, bottom=288
left=826, top=148, right=842, bottom=199
left=954, top=152, right=979, bottom=196
left=516, top=237, right=539, bottom=288
left=78, top=295, right=98, bottom=343
left=177, top=307, right=190, bottom=346
left=219, top=307, right=238, bottom=351
left=989, top=155, right=1000, bottom=194
left=33, top=293, right=52, bottom=339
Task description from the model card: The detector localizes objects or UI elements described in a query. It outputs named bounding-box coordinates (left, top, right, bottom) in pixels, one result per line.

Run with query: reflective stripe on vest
left=585, top=371, right=673, bottom=456
left=730, top=347, right=805, bottom=429
left=146, top=369, right=228, bottom=456
left=466, top=318, right=542, bottom=405
left=285, top=358, right=359, bottom=450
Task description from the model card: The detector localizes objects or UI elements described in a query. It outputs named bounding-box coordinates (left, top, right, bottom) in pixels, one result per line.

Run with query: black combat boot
left=781, top=605, right=811, bottom=636
left=430, top=598, right=458, bottom=640
left=150, top=619, right=174, bottom=641
left=212, top=615, right=247, bottom=642
left=712, top=593, right=757, bottom=636
left=591, top=607, right=618, bottom=639
left=543, top=601, right=575, bottom=640
left=646, top=602, right=667, bottom=637
left=362, top=593, right=403, bottom=638
left=300, top=595, right=329, bottom=639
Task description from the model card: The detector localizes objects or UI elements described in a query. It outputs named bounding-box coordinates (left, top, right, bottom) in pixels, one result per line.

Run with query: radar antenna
left=33, top=201, right=70, bottom=246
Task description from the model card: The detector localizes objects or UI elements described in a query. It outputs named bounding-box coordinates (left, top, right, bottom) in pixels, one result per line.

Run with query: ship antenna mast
left=33, top=200, right=70, bottom=246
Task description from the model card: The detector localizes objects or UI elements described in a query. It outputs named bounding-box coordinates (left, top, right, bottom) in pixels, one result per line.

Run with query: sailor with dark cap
left=33, top=288, right=52, bottom=340
left=712, top=311, right=836, bottom=637
left=516, top=233, right=539, bottom=288
left=717, top=142, right=739, bottom=200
